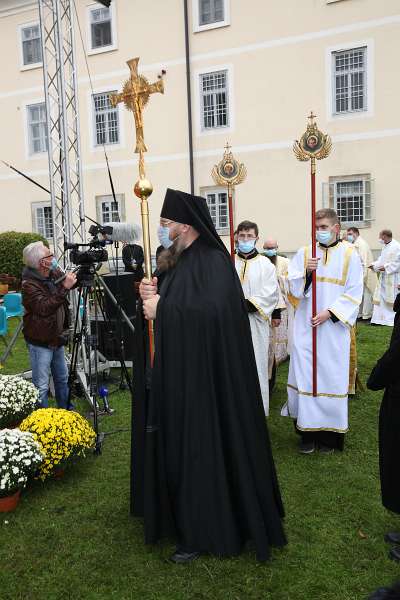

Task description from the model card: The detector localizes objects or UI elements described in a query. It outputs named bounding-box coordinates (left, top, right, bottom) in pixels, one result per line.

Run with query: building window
left=204, top=189, right=229, bottom=231
left=96, top=194, right=125, bottom=225
left=32, top=203, right=53, bottom=239
left=27, top=103, right=48, bottom=155
left=323, top=175, right=374, bottom=227
left=332, top=47, right=367, bottom=114
left=89, top=5, right=113, bottom=50
left=93, top=92, right=119, bottom=146
left=199, top=0, right=224, bottom=26
left=200, top=70, right=229, bottom=130
left=21, top=23, right=42, bottom=66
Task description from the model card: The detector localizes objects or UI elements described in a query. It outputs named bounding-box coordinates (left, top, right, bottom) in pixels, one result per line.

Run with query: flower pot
left=0, top=489, right=21, bottom=512
left=0, top=283, right=8, bottom=296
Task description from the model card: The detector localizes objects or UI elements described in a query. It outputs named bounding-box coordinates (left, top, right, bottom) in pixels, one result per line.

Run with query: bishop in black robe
left=131, top=188, right=286, bottom=562
left=367, top=293, right=400, bottom=515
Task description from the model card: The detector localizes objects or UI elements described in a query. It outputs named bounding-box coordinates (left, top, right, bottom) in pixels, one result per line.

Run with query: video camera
left=65, top=224, right=110, bottom=287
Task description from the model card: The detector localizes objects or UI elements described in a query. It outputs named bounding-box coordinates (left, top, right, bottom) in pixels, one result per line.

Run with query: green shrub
left=0, top=231, right=48, bottom=283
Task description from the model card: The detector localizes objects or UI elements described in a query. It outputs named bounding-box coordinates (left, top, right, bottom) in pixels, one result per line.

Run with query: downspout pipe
left=183, top=0, right=195, bottom=194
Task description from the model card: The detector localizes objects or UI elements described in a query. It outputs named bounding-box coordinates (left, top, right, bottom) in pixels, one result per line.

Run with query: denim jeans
left=27, top=343, right=71, bottom=409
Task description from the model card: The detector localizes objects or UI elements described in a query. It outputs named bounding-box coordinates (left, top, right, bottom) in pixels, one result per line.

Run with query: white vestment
left=281, top=241, right=363, bottom=433
left=268, top=255, right=292, bottom=375
left=353, top=236, right=377, bottom=320
left=235, top=253, right=279, bottom=415
left=371, top=239, right=400, bottom=326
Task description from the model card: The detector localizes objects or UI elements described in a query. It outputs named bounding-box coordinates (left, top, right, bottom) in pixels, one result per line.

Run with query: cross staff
left=110, top=57, right=165, bottom=363
left=293, top=112, right=332, bottom=397
left=110, top=57, right=164, bottom=177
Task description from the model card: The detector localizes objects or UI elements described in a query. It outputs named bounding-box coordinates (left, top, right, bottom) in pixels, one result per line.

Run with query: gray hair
left=23, top=242, right=48, bottom=269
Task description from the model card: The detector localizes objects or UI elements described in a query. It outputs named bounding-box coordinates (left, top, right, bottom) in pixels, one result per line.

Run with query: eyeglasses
left=237, top=234, right=257, bottom=241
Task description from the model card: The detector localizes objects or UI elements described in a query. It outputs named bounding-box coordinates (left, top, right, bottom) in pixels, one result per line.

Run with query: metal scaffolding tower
left=38, top=0, right=86, bottom=260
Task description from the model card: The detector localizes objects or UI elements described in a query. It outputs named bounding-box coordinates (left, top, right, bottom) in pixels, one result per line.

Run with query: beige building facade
left=0, top=0, right=399, bottom=257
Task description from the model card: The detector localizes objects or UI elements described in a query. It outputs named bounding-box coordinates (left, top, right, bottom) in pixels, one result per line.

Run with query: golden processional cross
left=110, top=57, right=165, bottom=363
left=110, top=57, right=164, bottom=178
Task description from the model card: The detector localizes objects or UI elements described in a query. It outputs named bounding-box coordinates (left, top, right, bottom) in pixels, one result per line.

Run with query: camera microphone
left=106, top=222, right=142, bottom=243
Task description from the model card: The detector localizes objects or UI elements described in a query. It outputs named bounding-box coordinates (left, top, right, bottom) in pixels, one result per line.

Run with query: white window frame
left=23, top=98, right=48, bottom=160
left=201, top=186, right=230, bottom=234
left=194, top=64, right=234, bottom=137
left=86, top=2, right=118, bottom=56
left=326, top=39, right=374, bottom=121
left=96, top=194, right=125, bottom=225
left=31, top=202, right=54, bottom=240
left=192, top=0, right=230, bottom=33
left=88, top=85, right=124, bottom=152
left=19, top=21, right=42, bottom=71
left=322, top=174, right=374, bottom=228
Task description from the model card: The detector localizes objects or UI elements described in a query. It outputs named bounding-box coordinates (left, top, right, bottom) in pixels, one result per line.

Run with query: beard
left=156, top=238, right=187, bottom=272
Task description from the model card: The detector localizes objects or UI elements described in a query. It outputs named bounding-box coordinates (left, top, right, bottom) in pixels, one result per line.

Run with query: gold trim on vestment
left=327, top=307, right=352, bottom=329
left=303, top=242, right=354, bottom=286
left=287, top=383, right=348, bottom=398
left=236, top=254, right=263, bottom=284
left=342, top=293, right=361, bottom=306
left=247, top=298, right=270, bottom=322
left=296, top=425, right=349, bottom=433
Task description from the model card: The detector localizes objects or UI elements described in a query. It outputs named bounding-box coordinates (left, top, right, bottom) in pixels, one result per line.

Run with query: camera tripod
left=68, top=264, right=133, bottom=454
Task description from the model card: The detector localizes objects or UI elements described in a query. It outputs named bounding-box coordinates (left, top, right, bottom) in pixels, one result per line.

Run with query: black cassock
left=131, top=189, right=286, bottom=561
left=367, top=294, right=400, bottom=514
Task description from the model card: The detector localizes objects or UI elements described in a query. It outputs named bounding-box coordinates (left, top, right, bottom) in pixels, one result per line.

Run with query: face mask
left=49, top=257, right=58, bottom=271
left=263, top=248, right=277, bottom=257
left=379, top=239, right=385, bottom=245
left=157, top=225, right=173, bottom=249
left=347, top=235, right=354, bottom=243
left=316, top=231, right=333, bottom=245
left=238, top=240, right=256, bottom=254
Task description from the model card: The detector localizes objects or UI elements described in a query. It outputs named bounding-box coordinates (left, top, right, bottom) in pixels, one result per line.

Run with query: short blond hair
left=315, top=208, right=340, bottom=225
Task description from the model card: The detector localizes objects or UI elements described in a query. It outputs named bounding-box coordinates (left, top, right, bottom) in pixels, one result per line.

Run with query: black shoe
left=298, top=441, right=315, bottom=454
left=318, top=444, right=334, bottom=455
left=169, top=548, right=201, bottom=564
left=389, top=545, right=400, bottom=562
left=385, top=531, right=400, bottom=545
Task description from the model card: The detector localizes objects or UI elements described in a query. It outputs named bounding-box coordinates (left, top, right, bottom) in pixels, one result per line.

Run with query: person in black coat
left=367, top=292, right=400, bottom=562
left=122, top=242, right=144, bottom=282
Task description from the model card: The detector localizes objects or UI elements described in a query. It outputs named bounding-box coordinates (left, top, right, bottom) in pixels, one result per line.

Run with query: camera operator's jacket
left=21, top=267, right=70, bottom=348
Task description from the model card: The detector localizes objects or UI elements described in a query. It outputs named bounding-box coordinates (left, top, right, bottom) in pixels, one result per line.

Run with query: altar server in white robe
left=346, top=226, right=377, bottom=321
left=370, top=230, right=400, bottom=326
left=281, top=209, right=363, bottom=454
left=235, top=221, right=279, bottom=415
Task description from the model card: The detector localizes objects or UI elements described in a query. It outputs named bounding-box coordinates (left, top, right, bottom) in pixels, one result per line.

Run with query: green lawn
left=0, top=320, right=398, bottom=600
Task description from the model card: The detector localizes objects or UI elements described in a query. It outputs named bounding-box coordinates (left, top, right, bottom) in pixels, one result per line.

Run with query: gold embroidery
left=287, top=383, right=348, bottom=398
left=315, top=245, right=355, bottom=286
left=296, top=425, right=349, bottom=433
left=248, top=299, right=270, bottom=322
left=342, top=293, right=361, bottom=306
left=328, top=308, right=352, bottom=328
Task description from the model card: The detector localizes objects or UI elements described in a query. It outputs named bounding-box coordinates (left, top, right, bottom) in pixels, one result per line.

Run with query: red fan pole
left=311, top=157, right=317, bottom=396
left=228, top=183, right=235, bottom=261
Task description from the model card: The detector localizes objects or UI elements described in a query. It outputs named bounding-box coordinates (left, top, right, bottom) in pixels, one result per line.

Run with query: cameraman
left=21, top=241, right=77, bottom=409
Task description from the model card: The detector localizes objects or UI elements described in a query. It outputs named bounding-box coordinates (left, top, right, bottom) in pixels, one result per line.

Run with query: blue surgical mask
left=238, top=240, right=256, bottom=254
left=347, top=235, right=354, bottom=243
left=316, top=231, right=333, bottom=245
left=264, top=248, right=277, bottom=257
left=379, top=238, right=385, bottom=245
left=49, top=257, right=58, bottom=271
left=157, top=225, right=173, bottom=249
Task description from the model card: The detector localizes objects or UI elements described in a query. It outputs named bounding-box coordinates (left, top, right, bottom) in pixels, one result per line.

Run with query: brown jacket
left=21, top=267, right=70, bottom=348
